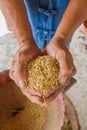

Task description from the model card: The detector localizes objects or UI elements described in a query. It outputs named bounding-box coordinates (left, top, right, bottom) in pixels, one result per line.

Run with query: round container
left=62, top=95, right=81, bottom=130
left=0, top=70, right=80, bottom=130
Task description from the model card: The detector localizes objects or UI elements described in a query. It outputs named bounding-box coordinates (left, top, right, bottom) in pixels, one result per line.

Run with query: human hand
left=43, top=38, right=76, bottom=105
left=9, top=44, right=44, bottom=106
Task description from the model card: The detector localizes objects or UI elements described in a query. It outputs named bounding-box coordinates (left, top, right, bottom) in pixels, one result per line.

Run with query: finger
left=9, top=59, right=28, bottom=88
left=9, top=70, right=27, bottom=89
left=71, top=65, right=77, bottom=76
left=30, top=95, right=44, bottom=105
left=60, top=64, right=76, bottom=85
left=56, top=50, right=74, bottom=77
left=14, top=67, right=41, bottom=96
left=43, top=90, right=62, bottom=106
left=10, top=49, right=29, bottom=83
left=59, top=76, right=68, bottom=86
left=9, top=68, right=15, bottom=80
left=25, top=87, right=42, bottom=96
left=9, top=57, right=17, bottom=80
left=21, top=89, right=44, bottom=105
left=59, top=64, right=76, bottom=86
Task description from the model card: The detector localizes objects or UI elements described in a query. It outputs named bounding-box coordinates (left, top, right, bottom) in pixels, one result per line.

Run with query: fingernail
left=18, top=80, right=26, bottom=88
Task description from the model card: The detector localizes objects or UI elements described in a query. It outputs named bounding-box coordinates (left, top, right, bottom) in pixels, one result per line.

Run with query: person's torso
left=24, top=0, right=70, bottom=50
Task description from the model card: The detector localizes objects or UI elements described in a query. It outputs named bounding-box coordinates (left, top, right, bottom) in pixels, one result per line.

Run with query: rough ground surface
left=67, top=27, right=87, bottom=130
left=0, top=27, right=87, bottom=130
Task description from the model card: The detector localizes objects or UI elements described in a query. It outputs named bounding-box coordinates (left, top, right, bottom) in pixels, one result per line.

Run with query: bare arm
left=0, top=0, right=35, bottom=46
left=0, top=0, right=44, bottom=106
left=43, top=0, right=87, bottom=103
left=54, top=0, right=87, bottom=45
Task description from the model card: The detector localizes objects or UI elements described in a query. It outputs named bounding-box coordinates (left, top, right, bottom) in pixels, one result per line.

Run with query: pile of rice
left=0, top=100, right=46, bottom=130
left=27, top=55, right=60, bottom=96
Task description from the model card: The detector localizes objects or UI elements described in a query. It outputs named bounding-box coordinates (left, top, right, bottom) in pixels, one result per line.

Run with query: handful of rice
left=27, top=55, right=60, bottom=96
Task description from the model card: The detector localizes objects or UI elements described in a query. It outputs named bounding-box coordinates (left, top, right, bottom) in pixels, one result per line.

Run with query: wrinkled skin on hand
left=9, top=44, right=45, bottom=106
left=43, top=38, right=76, bottom=105
left=9, top=38, right=76, bottom=106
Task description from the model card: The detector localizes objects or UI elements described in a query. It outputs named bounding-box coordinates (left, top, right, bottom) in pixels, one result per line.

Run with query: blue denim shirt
left=24, top=0, right=70, bottom=50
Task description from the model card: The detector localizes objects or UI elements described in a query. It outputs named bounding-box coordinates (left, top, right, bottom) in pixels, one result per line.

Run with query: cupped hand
left=43, top=38, right=76, bottom=105
left=9, top=44, right=44, bottom=106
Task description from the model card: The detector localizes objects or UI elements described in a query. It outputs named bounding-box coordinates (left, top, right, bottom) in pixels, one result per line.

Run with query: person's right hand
left=9, top=44, right=44, bottom=106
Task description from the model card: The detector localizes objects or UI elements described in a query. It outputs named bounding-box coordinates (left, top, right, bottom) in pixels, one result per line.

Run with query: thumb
left=9, top=65, right=28, bottom=89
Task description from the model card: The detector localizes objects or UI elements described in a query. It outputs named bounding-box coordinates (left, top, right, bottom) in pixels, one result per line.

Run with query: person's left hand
left=43, top=37, right=76, bottom=106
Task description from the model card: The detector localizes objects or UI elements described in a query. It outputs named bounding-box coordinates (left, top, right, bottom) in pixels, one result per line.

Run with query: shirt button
left=44, top=31, right=48, bottom=34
